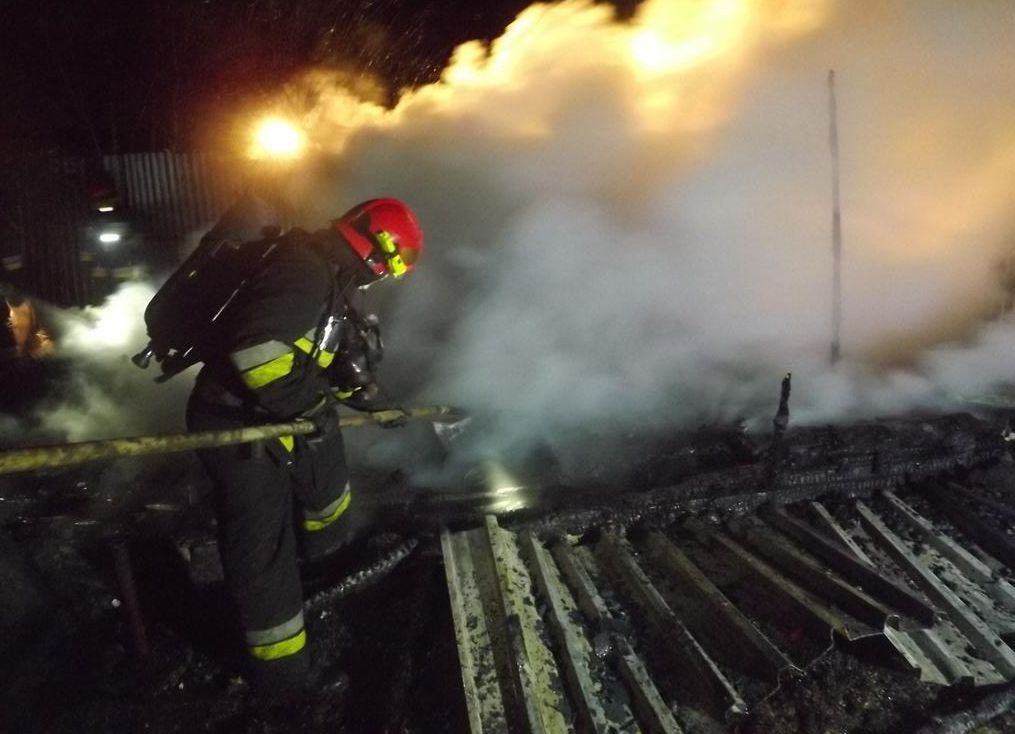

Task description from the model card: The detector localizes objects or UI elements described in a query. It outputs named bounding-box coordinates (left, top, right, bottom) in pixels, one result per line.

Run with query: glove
left=374, top=408, right=409, bottom=430
left=300, top=397, right=340, bottom=437
left=337, top=383, right=381, bottom=412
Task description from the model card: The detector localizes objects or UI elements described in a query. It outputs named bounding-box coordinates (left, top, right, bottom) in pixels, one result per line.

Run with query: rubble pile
left=2, top=410, right=1015, bottom=732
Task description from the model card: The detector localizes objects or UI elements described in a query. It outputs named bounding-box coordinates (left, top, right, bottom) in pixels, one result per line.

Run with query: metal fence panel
left=0, top=152, right=242, bottom=306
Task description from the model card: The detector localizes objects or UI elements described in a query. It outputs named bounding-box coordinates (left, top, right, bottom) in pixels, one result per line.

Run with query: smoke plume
left=287, top=0, right=1015, bottom=466
left=8, top=1, right=1015, bottom=478
left=37, top=283, right=193, bottom=441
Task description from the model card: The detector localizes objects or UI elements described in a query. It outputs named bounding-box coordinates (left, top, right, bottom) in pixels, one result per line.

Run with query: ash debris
left=0, top=405, right=1014, bottom=731
left=749, top=647, right=939, bottom=734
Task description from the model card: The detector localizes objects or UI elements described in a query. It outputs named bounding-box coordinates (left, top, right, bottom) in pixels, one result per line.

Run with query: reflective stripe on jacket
left=218, top=234, right=342, bottom=419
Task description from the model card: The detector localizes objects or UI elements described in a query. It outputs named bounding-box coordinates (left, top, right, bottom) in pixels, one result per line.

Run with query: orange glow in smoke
left=249, top=117, right=306, bottom=160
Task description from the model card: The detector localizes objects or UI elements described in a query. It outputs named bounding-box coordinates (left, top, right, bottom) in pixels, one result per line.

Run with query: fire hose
left=0, top=405, right=461, bottom=476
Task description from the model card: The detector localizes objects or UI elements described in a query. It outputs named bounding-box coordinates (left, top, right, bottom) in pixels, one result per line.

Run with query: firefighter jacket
left=195, top=228, right=374, bottom=422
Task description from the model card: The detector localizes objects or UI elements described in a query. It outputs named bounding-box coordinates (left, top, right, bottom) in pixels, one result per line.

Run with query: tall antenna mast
left=828, top=69, right=843, bottom=365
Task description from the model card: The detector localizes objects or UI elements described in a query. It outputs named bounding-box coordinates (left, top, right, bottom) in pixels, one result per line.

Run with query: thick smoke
left=31, top=283, right=194, bottom=443
left=0, top=284, right=202, bottom=521
left=288, top=0, right=1015, bottom=467
left=9, top=1, right=1015, bottom=477
left=3, top=222, right=220, bottom=447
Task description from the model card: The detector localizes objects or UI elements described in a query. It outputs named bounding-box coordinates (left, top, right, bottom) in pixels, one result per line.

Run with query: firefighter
left=185, top=196, right=423, bottom=696
left=0, top=283, right=53, bottom=361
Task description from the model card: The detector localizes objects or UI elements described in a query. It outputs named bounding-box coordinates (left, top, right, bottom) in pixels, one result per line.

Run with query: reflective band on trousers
left=249, top=630, right=306, bottom=661
left=246, top=610, right=306, bottom=661
left=304, top=484, right=352, bottom=531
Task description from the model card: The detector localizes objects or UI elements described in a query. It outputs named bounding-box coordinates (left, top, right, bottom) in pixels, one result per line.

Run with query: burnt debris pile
left=442, top=412, right=1015, bottom=733
left=3, top=410, right=1015, bottom=731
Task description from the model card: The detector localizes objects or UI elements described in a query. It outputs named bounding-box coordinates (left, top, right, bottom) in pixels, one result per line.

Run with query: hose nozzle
left=131, top=344, right=154, bottom=369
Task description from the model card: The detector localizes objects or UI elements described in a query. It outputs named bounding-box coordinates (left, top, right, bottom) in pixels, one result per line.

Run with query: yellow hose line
left=0, top=406, right=458, bottom=475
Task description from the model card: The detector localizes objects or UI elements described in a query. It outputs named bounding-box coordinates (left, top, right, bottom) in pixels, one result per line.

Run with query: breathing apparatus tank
left=132, top=195, right=283, bottom=381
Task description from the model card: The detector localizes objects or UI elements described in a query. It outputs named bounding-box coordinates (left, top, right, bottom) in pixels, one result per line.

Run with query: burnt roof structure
left=3, top=409, right=1015, bottom=732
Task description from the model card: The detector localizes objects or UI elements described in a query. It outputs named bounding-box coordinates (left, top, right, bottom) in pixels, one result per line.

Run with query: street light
left=249, top=117, right=306, bottom=160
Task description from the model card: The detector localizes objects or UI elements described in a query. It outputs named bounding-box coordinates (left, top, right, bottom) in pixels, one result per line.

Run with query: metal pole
left=828, top=69, right=843, bottom=366
left=0, top=405, right=459, bottom=475
left=109, top=538, right=150, bottom=658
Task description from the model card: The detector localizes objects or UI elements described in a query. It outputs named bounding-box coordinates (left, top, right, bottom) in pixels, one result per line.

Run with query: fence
left=0, top=152, right=243, bottom=306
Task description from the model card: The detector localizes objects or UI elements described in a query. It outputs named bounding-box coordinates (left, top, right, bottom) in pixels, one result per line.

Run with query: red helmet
left=335, top=198, right=423, bottom=279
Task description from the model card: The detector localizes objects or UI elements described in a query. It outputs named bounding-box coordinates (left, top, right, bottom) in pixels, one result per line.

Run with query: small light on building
left=98, top=206, right=115, bottom=213
left=98, top=232, right=121, bottom=244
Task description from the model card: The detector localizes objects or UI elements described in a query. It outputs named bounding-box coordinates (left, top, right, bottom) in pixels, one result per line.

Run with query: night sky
left=1, top=0, right=636, bottom=156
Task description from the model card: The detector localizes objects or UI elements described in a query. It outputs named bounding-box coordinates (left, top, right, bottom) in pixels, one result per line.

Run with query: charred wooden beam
left=733, top=522, right=899, bottom=629
left=483, top=517, right=568, bottom=733
left=441, top=527, right=510, bottom=732
left=764, top=507, right=936, bottom=625
left=944, top=482, right=1015, bottom=524
left=641, top=530, right=795, bottom=685
left=856, top=501, right=1015, bottom=678
left=882, top=625, right=950, bottom=686
left=882, top=490, right=1015, bottom=611
left=614, top=638, right=684, bottom=734
left=597, top=530, right=747, bottom=723
left=922, top=481, right=1015, bottom=570
left=907, top=628, right=975, bottom=687
left=520, top=532, right=626, bottom=733
left=809, top=501, right=874, bottom=565
left=549, top=541, right=683, bottom=734
left=707, top=527, right=873, bottom=642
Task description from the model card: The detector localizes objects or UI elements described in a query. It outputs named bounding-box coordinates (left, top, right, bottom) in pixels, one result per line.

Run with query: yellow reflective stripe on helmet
left=388, top=254, right=407, bottom=278
left=248, top=629, right=306, bottom=661
left=317, top=350, right=335, bottom=368
left=376, top=230, right=398, bottom=254
left=376, top=230, right=408, bottom=278
left=303, top=488, right=352, bottom=531
left=295, top=337, right=314, bottom=354
left=278, top=435, right=294, bottom=452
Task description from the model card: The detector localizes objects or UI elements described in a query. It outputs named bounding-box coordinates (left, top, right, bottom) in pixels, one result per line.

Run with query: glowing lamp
left=98, top=232, right=121, bottom=244
left=250, top=117, right=306, bottom=160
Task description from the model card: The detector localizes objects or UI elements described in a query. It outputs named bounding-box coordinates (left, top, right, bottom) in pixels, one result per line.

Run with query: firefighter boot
left=247, top=644, right=311, bottom=700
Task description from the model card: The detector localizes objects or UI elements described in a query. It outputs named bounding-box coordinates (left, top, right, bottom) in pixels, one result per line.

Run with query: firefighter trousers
left=186, top=392, right=351, bottom=691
